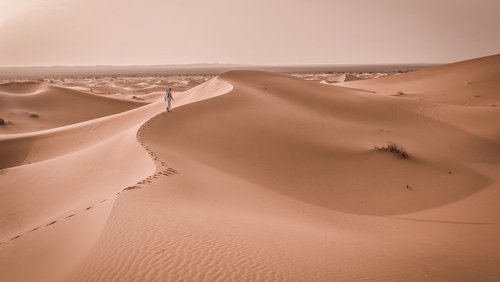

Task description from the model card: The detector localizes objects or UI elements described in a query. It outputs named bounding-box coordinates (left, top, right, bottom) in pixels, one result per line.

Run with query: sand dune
left=135, top=70, right=497, bottom=215
left=1, top=55, right=500, bottom=281
left=52, top=75, right=214, bottom=97
left=0, top=74, right=232, bottom=281
left=0, top=81, right=46, bottom=94
left=0, top=82, right=147, bottom=134
left=0, top=86, right=162, bottom=280
left=339, top=54, right=500, bottom=106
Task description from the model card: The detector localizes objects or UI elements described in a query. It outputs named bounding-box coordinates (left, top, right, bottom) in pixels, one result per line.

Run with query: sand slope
left=0, top=75, right=234, bottom=281
left=127, top=70, right=498, bottom=216
left=0, top=82, right=147, bottom=134
left=2, top=55, right=500, bottom=281
left=0, top=83, right=158, bottom=281
left=74, top=56, right=499, bottom=281
left=339, top=54, right=500, bottom=106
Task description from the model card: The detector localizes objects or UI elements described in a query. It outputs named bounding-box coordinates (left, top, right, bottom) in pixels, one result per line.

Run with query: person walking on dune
left=165, top=88, right=174, bottom=112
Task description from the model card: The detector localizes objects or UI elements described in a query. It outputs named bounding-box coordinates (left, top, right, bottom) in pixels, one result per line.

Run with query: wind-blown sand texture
left=1, top=55, right=499, bottom=281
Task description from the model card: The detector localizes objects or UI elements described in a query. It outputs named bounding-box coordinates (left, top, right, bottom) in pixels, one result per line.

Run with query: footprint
left=30, top=227, right=40, bottom=232
left=123, top=186, right=141, bottom=191
left=46, top=221, right=57, bottom=226
left=65, top=214, right=76, bottom=218
left=86, top=206, right=93, bottom=210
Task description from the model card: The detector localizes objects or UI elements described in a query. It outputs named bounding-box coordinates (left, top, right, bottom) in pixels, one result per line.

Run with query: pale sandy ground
left=45, top=75, right=214, bottom=102
left=290, top=70, right=399, bottom=84
left=1, top=55, right=499, bottom=281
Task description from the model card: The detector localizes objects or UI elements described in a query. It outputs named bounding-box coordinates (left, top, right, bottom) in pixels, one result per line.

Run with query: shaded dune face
left=145, top=68, right=499, bottom=216
left=0, top=81, right=45, bottom=95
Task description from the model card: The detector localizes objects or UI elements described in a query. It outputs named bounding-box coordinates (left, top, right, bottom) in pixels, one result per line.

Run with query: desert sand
left=1, top=54, right=500, bottom=281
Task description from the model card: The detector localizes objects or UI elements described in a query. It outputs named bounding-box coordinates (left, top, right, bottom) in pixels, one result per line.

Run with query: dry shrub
left=375, top=143, right=409, bottom=159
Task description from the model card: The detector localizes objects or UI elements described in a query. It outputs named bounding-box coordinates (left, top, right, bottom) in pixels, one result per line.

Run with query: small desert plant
left=0, top=118, right=5, bottom=125
left=375, top=143, right=409, bottom=159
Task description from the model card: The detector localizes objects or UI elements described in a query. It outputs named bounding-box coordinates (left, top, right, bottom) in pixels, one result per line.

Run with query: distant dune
left=1, top=55, right=499, bottom=281
left=0, top=82, right=147, bottom=134
left=0, top=63, right=434, bottom=79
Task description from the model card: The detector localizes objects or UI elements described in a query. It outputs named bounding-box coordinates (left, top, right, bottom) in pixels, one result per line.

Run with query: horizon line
left=0, top=62, right=440, bottom=69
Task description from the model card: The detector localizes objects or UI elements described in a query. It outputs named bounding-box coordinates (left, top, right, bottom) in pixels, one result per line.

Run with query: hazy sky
left=0, top=0, right=499, bottom=67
